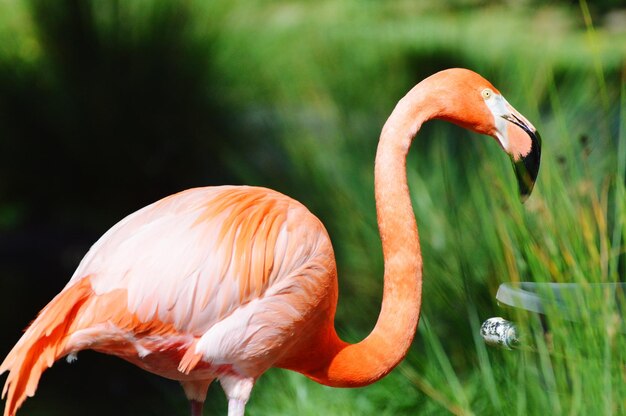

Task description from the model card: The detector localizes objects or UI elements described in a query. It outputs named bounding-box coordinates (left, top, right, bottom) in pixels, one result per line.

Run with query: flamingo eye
left=481, top=88, right=493, bottom=100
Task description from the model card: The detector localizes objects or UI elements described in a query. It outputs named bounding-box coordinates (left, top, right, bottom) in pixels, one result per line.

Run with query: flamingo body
left=1, top=68, right=541, bottom=416
left=70, top=185, right=336, bottom=365
left=2, top=186, right=338, bottom=415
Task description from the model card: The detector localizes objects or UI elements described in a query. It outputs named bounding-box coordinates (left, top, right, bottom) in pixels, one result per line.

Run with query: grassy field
left=1, top=1, right=625, bottom=415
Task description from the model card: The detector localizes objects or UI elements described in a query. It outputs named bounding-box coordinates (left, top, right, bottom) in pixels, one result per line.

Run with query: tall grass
left=1, top=0, right=625, bottom=414
left=205, top=2, right=626, bottom=414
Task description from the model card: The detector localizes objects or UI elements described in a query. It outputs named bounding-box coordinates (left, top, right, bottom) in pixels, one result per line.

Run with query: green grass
left=205, top=2, right=626, bottom=414
left=2, top=0, right=626, bottom=414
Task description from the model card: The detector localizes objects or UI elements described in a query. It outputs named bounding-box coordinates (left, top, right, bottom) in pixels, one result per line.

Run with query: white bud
left=480, top=317, right=519, bottom=350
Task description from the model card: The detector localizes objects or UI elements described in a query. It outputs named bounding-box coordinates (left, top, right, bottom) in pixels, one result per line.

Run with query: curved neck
left=300, top=89, right=432, bottom=387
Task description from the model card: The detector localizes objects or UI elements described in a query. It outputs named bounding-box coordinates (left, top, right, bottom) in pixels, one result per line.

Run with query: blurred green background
left=1, top=0, right=626, bottom=415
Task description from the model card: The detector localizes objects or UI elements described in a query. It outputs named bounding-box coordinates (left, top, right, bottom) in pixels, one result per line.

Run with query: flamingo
left=1, top=68, right=541, bottom=416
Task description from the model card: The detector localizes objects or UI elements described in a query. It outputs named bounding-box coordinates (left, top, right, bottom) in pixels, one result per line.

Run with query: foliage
left=0, top=0, right=625, bottom=415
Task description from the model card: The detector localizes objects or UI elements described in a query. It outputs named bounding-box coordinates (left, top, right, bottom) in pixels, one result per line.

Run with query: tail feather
left=178, top=340, right=203, bottom=375
left=1, top=278, right=93, bottom=416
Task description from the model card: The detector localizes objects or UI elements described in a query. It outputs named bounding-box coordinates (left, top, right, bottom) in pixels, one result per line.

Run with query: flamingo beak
left=501, top=113, right=542, bottom=202
left=484, top=93, right=542, bottom=201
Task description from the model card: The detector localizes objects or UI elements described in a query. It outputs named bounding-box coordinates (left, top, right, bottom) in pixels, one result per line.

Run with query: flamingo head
left=424, top=68, right=542, bottom=201
left=479, top=84, right=542, bottom=202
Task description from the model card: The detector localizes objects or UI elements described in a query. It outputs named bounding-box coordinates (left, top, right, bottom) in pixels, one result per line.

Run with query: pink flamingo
left=1, top=68, right=540, bottom=416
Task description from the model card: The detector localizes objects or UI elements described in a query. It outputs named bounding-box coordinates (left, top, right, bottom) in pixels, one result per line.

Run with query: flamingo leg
left=181, top=379, right=213, bottom=416
left=220, top=375, right=254, bottom=416
left=190, top=399, right=204, bottom=416
left=227, top=399, right=246, bottom=416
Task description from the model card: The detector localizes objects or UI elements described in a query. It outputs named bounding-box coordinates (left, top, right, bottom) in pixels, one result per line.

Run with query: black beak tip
left=513, top=129, right=542, bottom=203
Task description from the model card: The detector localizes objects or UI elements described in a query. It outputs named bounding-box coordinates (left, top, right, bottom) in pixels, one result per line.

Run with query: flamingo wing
left=66, top=186, right=335, bottom=363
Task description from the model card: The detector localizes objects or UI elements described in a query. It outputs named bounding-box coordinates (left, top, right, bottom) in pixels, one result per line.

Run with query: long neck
left=301, top=89, right=431, bottom=387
